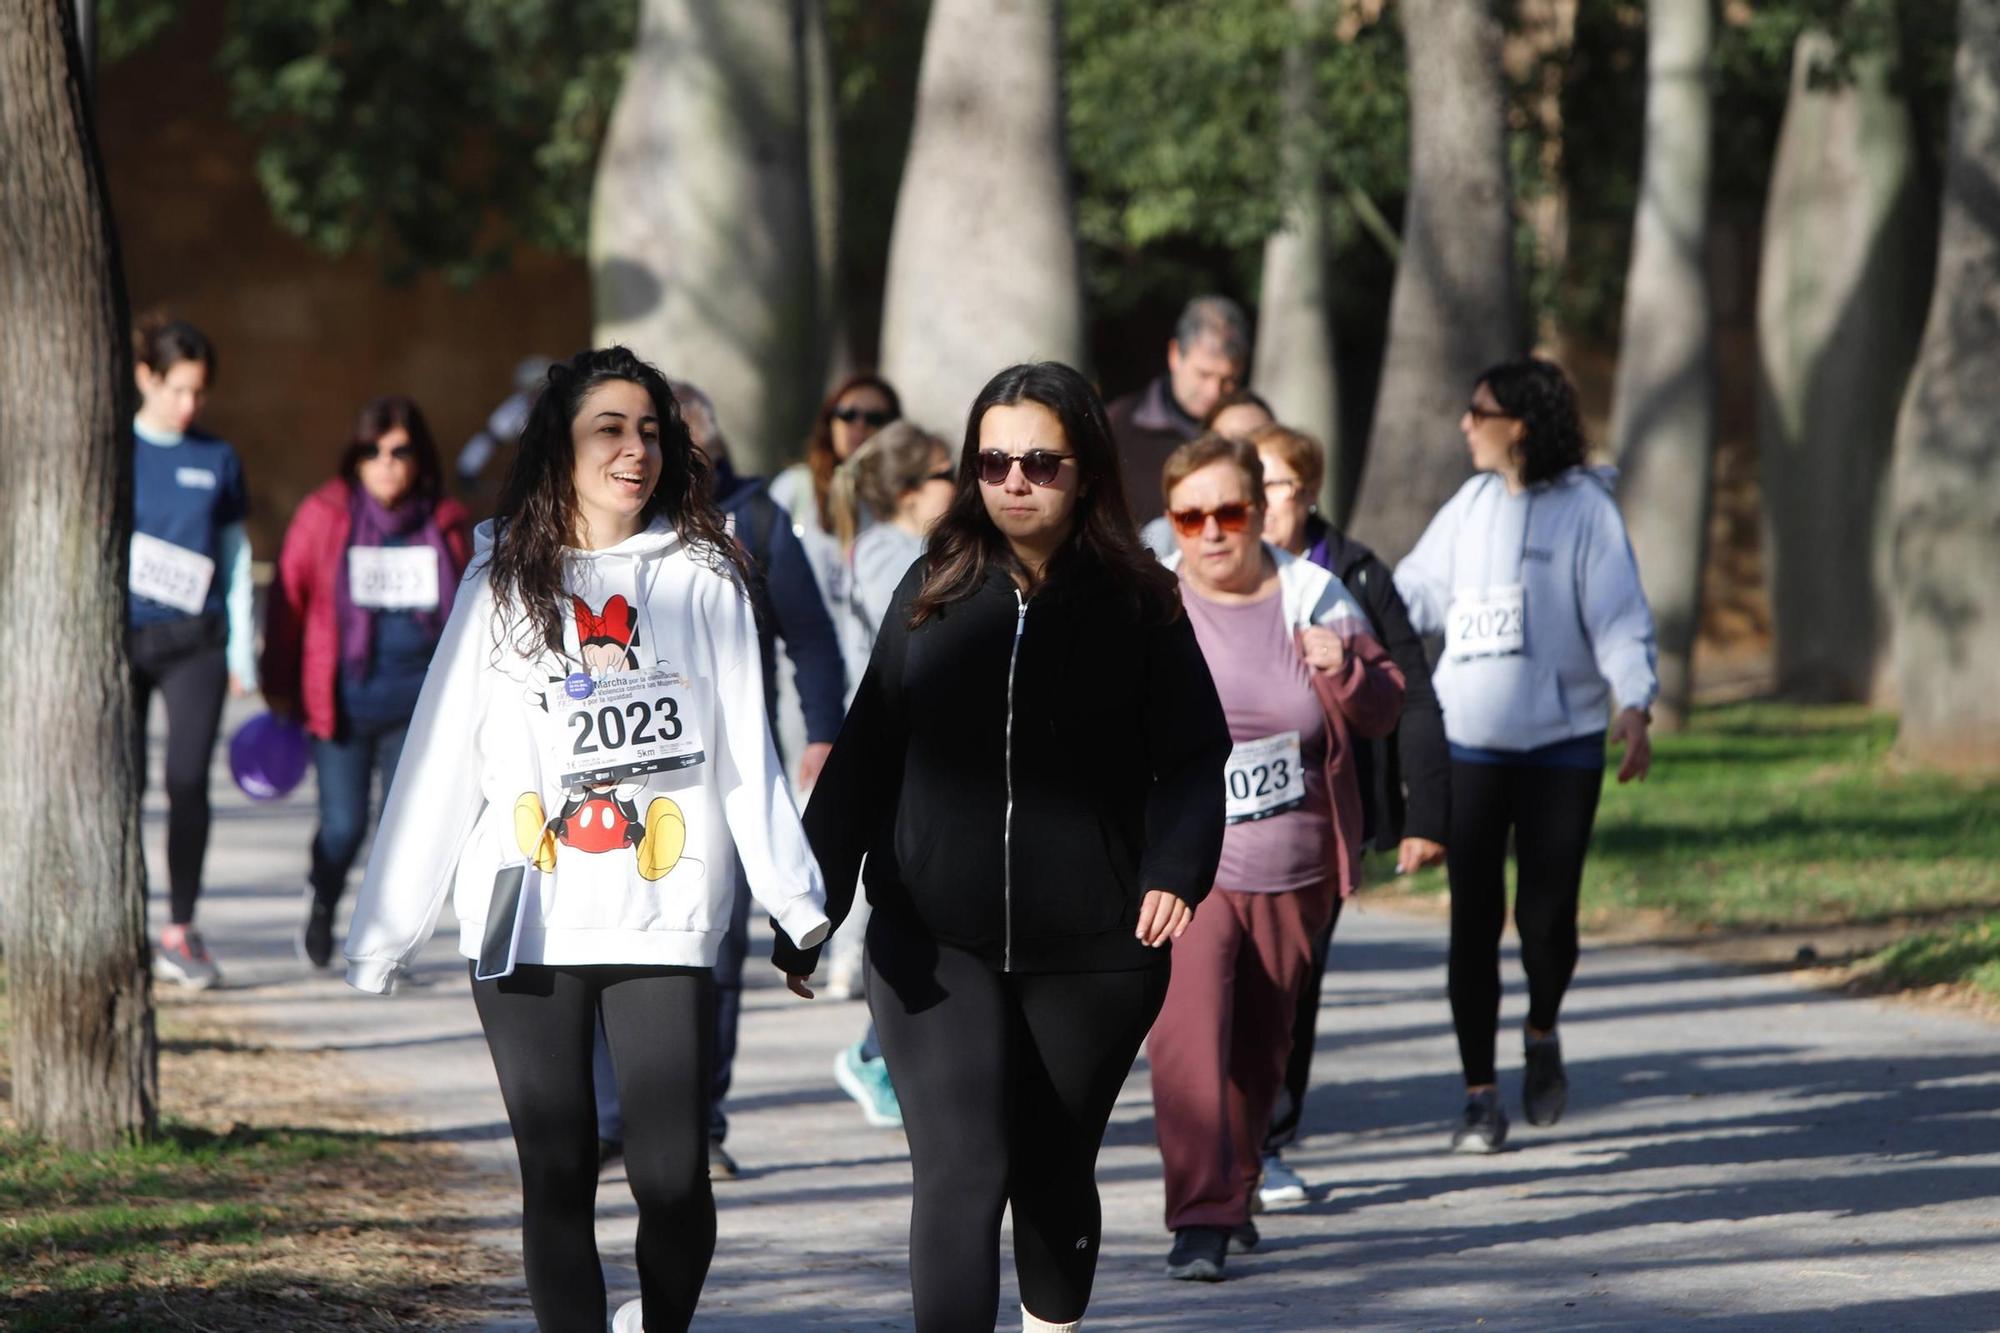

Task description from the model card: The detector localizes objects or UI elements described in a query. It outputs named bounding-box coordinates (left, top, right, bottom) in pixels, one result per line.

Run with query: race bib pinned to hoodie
left=557, top=666, right=706, bottom=788
left=1447, top=584, right=1525, bottom=661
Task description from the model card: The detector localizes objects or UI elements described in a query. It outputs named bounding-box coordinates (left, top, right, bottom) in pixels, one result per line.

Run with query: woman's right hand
left=786, top=973, right=816, bottom=999
left=264, top=692, right=296, bottom=721
left=1299, top=626, right=1346, bottom=673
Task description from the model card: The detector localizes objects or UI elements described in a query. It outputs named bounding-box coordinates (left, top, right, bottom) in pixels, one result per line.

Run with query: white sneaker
left=611, top=1297, right=644, bottom=1333
left=1258, top=1152, right=1309, bottom=1207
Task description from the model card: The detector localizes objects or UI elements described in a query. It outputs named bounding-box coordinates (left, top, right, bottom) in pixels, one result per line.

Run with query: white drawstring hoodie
left=342, top=517, right=830, bottom=994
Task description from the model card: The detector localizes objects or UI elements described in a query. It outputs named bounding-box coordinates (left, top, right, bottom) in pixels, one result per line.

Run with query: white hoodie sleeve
left=703, top=572, right=831, bottom=951
left=1576, top=492, right=1659, bottom=714
left=1394, top=488, right=1464, bottom=637
left=342, top=566, right=510, bottom=993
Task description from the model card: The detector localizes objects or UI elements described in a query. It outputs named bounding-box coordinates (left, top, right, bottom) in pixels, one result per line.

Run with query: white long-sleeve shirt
left=1395, top=467, right=1657, bottom=751
left=342, top=517, right=829, bottom=993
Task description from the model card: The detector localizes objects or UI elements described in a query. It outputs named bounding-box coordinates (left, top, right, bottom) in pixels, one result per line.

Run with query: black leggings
left=130, top=615, right=229, bottom=926
left=867, top=910, right=1168, bottom=1331
left=472, top=963, right=716, bottom=1333
left=1446, top=759, right=1604, bottom=1086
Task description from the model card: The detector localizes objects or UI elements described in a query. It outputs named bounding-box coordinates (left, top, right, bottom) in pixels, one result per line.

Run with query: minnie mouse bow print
left=573, top=594, right=639, bottom=674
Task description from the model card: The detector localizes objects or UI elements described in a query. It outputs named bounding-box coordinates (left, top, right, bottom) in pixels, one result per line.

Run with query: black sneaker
left=1450, top=1089, right=1509, bottom=1154
left=1227, top=1220, right=1259, bottom=1254
left=708, top=1137, right=740, bottom=1181
left=1523, top=1033, right=1568, bottom=1127
left=297, top=894, right=336, bottom=970
left=1165, top=1226, right=1228, bottom=1282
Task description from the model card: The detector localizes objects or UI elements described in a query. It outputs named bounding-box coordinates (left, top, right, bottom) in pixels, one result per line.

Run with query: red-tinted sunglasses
left=976, top=449, right=1074, bottom=487
left=1168, top=502, right=1254, bottom=537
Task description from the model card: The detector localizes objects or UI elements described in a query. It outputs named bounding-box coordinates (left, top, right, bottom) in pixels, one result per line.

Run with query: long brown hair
left=805, top=371, right=901, bottom=532
left=910, top=362, right=1178, bottom=629
left=486, top=346, right=751, bottom=662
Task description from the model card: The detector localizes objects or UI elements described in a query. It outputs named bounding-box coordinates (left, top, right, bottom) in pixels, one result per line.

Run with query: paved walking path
left=158, top=700, right=2000, bottom=1330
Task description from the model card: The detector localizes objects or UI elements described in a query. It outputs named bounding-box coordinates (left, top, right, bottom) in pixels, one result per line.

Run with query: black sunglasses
left=976, top=449, right=1074, bottom=487
left=357, top=442, right=418, bottom=463
left=1466, top=403, right=1514, bottom=422
left=924, top=467, right=955, bottom=484
left=832, top=405, right=896, bottom=428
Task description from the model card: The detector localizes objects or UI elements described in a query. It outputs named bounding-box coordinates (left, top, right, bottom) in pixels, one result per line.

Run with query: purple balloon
left=229, top=712, right=311, bottom=801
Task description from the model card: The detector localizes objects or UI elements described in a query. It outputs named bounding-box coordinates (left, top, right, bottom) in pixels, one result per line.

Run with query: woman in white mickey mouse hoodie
left=342, top=347, right=829, bottom=1333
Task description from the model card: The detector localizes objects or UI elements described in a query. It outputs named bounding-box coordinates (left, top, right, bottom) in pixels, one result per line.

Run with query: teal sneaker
left=833, top=1041, right=903, bottom=1128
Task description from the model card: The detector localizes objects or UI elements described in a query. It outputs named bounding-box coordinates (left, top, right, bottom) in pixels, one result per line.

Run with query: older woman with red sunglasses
left=1147, top=434, right=1404, bottom=1283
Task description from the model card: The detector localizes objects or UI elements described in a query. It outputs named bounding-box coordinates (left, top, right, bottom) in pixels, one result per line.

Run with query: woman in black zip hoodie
left=778, top=362, right=1229, bottom=1333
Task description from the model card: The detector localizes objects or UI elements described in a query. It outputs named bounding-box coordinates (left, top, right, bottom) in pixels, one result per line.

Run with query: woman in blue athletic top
left=128, top=316, right=256, bottom=990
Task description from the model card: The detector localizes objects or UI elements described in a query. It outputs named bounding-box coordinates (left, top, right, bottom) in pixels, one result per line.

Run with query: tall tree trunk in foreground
left=1886, top=0, right=2000, bottom=769
left=0, top=0, right=157, bottom=1148
left=591, top=0, right=823, bottom=475
left=1254, top=0, right=1345, bottom=517
left=1350, top=0, right=1523, bottom=564
left=1756, top=29, right=1932, bottom=703
left=879, top=0, right=1085, bottom=433
left=1609, top=0, right=1717, bottom=728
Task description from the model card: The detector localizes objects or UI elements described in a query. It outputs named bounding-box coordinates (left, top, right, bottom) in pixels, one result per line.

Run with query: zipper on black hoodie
left=1002, top=587, right=1027, bottom=971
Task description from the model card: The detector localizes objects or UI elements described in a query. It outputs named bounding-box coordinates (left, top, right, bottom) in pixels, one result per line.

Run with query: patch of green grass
left=1400, top=702, right=1999, bottom=931
left=1585, top=703, right=1996, bottom=928
left=0, top=1123, right=371, bottom=1294
left=1868, top=914, right=2000, bottom=998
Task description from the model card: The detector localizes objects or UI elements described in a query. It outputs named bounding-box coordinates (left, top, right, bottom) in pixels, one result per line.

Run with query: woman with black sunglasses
left=769, top=371, right=903, bottom=549
left=262, top=397, right=473, bottom=969
left=786, top=362, right=1231, bottom=1333
left=1395, top=357, right=1657, bottom=1154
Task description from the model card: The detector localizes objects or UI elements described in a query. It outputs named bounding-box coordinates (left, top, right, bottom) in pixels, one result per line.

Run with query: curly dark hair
left=1478, top=357, right=1588, bottom=486
left=910, top=362, right=1178, bottom=629
left=486, top=346, right=750, bottom=662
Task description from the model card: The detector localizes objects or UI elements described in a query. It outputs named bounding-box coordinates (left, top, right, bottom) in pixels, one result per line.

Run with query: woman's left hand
left=1300, top=627, right=1346, bottom=673
left=1611, top=707, right=1652, bottom=784
left=786, top=973, right=816, bottom=999
left=1136, top=889, right=1193, bottom=947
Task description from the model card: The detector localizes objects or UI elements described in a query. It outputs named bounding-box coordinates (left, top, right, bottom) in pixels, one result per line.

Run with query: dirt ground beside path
left=0, top=988, right=520, bottom=1331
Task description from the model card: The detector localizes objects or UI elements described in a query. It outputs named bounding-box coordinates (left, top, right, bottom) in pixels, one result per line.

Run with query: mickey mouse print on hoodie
left=341, top=517, right=830, bottom=994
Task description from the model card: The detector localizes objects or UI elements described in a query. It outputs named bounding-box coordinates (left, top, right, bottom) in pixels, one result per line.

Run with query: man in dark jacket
left=1259, top=514, right=1451, bottom=1200
left=593, top=380, right=848, bottom=1180
left=1107, top=295, right=1252, bottom=523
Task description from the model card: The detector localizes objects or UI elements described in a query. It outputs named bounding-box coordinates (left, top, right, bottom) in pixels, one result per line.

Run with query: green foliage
left=214, top=0, right=635, bottom=285
left=99, top=0, right=187, bottom=63
left=1065, top=0, right=1409, bottom=319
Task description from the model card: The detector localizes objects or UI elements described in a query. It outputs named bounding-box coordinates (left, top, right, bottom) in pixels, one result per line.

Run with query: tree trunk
left=0, top=0, right=157, bottom=1148
left=1755, top=29, right=1933, bottom=703
left=804, top=0, right=852, bottom=383
left=1887, top=0, right=2000, bottom=770
left=1253, top=0, right=1343, bottom=516
left=1349, top=0, right=1523, bottom=564
left=1609, top=0, right=1716, bottom=729
left=590, top=0, right=823, bottom=476
left=878, top=0, right=1085, bottom=433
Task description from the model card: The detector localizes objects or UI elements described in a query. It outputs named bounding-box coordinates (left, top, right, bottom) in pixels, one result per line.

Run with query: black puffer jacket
left=778, top=559, right=1229, bottom=975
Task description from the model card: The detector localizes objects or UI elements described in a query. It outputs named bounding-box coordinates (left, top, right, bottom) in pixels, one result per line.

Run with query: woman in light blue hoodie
left=1394, top=358, right=1657, bottom=1155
